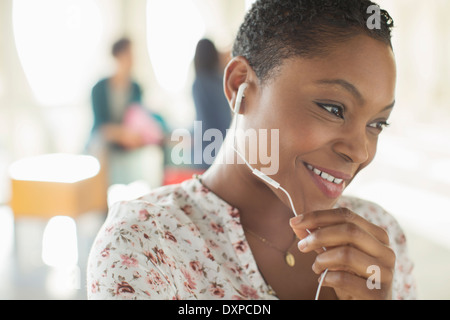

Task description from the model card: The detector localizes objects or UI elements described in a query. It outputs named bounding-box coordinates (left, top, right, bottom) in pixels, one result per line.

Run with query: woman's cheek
left=284, top=122, right=335, bottom=155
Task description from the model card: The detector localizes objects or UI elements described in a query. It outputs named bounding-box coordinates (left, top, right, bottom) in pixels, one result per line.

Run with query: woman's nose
left=333, top=126, right=371, bottom=165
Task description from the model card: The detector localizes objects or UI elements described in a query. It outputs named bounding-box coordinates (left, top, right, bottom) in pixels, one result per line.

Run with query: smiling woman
left=87, top=0, right=416, bottom=300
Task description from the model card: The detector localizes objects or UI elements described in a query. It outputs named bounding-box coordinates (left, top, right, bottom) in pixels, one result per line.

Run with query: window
left=146, top=0, right=205, bottom=93
left=12, top=0, right=103, bottom=107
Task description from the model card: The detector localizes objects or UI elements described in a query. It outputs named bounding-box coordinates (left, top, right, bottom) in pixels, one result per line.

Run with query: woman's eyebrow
left=315, top=78, right=364, bottom=104
left=381, top=100, right=396, bottom=112
left=315, top=78, right=395, bottom=112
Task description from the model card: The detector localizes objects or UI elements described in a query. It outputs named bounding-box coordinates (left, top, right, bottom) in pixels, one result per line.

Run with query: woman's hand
left=101, top=124, right=144, bottom=150
left=118, top=127, right=144, bottom=150
left=289, top=207, right=395, bottom=300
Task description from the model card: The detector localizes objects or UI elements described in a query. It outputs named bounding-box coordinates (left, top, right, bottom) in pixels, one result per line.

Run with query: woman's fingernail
left=290, top=214, right=304, bottom=226
left=298, top=238, right=308, bottom=251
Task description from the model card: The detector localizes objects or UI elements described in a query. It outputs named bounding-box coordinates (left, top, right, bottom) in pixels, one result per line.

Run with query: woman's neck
left=111, top=69, right=131, bottom=89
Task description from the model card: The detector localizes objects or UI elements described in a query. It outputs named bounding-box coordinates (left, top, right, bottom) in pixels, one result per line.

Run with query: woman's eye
left=316, top=103, right=344, bottom=119
left=368, top=121, right=390, bottom=132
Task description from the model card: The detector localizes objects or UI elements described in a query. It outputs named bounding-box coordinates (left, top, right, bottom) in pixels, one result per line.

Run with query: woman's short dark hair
left=112, top=38, right=131, bottom=57
left=232, top=0, right=394, bottom=84
left=194, top=39, right=220, bottom=74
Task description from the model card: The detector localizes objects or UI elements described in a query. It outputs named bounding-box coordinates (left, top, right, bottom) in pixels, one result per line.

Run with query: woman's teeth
left=306, top=164, right=344, bottom=185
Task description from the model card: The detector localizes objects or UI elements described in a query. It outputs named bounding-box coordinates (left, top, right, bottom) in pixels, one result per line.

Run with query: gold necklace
left=244, top=227, right=298, bottom=267
left=194, top=175, right=298, bottom=267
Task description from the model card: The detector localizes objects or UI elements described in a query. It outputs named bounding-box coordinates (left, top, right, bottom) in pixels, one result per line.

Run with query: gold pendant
left=285, top=252, right=295, bottom=267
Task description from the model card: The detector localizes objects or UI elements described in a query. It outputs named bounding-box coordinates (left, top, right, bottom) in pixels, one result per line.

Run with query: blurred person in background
left=192, top=38, right=232, bottom=169
left=87, top=37, right=164, bottom=186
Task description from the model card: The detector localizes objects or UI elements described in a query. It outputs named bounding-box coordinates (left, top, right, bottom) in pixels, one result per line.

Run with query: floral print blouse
left=87, top=177, right=416, bottom=300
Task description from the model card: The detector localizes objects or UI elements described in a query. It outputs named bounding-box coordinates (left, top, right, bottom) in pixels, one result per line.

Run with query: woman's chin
left=301, top=198, right=339, bottom=214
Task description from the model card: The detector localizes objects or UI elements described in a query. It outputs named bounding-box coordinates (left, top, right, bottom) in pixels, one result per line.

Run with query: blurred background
left=0, top=0, right=449, bottom=300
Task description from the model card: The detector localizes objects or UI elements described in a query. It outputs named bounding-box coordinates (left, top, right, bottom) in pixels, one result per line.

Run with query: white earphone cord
left=232, top=85, right=328, bottom=300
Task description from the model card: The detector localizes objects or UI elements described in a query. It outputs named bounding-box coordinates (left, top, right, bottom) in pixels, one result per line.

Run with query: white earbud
left=234, top=83, right=248, bottom=115
left=232, top=82, right=281, bottom=189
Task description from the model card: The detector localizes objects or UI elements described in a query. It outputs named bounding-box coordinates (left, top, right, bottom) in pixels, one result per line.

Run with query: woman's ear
left=224, top=56, right=255, bottom=114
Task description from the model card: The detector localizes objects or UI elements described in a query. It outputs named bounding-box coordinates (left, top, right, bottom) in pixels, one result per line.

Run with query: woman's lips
left=303, top=162, right=352, bottom=199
